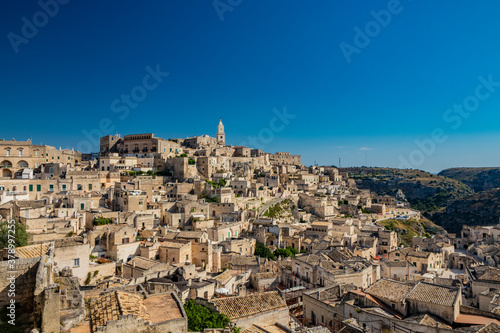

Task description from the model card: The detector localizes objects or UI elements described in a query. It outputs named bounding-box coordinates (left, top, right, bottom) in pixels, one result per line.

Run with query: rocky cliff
left=439, top=167, right=500, bottom=192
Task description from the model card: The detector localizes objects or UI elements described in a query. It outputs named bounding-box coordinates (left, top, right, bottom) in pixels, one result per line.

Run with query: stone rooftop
left=125, top=256, right=164, bottom=270
left=406, top=282, right=459, bottom=307
left=212, top=291, right=287, bottom=320
left=89, top=290, right=183, bottom=331
left=365, top=279, right=414, bottom=303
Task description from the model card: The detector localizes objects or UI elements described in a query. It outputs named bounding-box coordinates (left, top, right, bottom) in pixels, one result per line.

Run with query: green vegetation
left=343, top=167, right=473, bottom=216
left=188, top=158, right=196, bottom=165
left=263, top=199, right=290, bottom=218
left=273, top=247, right=298, bottom=258
left=125, top=170, right=169, bottom=177
left=409, top=191, right=455, bottom=214
left=85, top=272, right=92, bottom=285
left=184, top=300, right=230, bottom=331
left=439, top=167, right=500, bottom=192
left=357, top=205, right=371, bottom=214
left=202, top=195, right=220, bottom=203
left=254, top=241, right=275, bottom=260
left=0, top=220, right=28, bottom=249
left=205, top=179, right=227, bottom=188
left=379, top=218, right=441, bottom=247
left=93, top=217, right=110, bottom=226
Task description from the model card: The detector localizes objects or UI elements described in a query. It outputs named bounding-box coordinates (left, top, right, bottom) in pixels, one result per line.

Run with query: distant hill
left=439, top=167, right=500, bottom=192
left=341, top=167, right=472, bottom=214
left=430, top=188, right=500, bottom=234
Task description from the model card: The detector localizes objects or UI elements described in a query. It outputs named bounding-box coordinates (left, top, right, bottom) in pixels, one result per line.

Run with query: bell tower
left=217, top=118, right=225, bottom=146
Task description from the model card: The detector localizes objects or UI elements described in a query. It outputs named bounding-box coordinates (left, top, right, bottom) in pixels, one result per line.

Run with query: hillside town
left=2, top=120, right=500, bottom=333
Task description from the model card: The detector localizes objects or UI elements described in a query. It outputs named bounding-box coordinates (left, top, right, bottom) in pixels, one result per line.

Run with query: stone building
left=208, top=291, right=289, bottom=330
left=0, top=138, right=80, bottom=179
left=89, top=290, right=188, bottom=332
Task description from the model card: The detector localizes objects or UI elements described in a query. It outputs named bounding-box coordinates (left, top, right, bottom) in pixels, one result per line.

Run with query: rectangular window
left=36, top=185, right=41, bottom=192
left=80, top=203, right=84, bottom=210
left=6, top=150, right=10, bottom=157
left=49, top=184, right=54, bottom=192
left=50, top=167, right=53, bottom=173
left=35, top=151, right=38, bottom=156
left=88, top=184, right=92, bottom=190
left=73, top=258, right=80, bottom=267
left=186, top=254, right=189, bottom=261
left=29, top=185, right=33, bottom=192
left=62, top=184, right=66, bottom=191
left=18, top=150, right=22, bottom=157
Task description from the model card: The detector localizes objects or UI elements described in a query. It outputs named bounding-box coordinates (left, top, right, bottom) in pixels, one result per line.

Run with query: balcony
left=6, top=191, right=28, bottom=195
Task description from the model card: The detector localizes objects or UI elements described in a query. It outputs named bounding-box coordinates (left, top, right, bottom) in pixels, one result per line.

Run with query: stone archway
left=2, top=168, right=12, bottom=178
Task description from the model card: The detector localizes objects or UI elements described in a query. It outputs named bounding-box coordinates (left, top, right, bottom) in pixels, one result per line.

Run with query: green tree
left=274, top=248, right=294, bottom=258
left=218, top=178, right=227, bottom=187
left=254, top=242, right=275, bottom=260
left=286, top=246, right=298, bottom=256
left=0, top=220, right=29, bottom=248
left=184, top=300, right=230, bottom=331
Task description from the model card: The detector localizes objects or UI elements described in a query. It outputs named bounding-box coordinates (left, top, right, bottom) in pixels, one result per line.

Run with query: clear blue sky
left=1, top=1, right=500, bottom=173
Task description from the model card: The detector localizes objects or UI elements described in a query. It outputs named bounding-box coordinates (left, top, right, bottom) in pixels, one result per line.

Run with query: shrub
left=84, top=272, right=92, bottom=285
left=254, top=242, right=275, bottom=260
left=0, top=220, right=28, bottom=249
left=93, top=217, right=110, bottom=226
left=184, top=300, right=230, bottom=331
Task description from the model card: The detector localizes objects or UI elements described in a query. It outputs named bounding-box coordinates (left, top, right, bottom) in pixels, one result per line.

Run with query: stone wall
left=233, top=307, right=289, bottom=331
left=0, top=257, right=40, bottom=309
left=88, top=262, right=116, bottom=284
